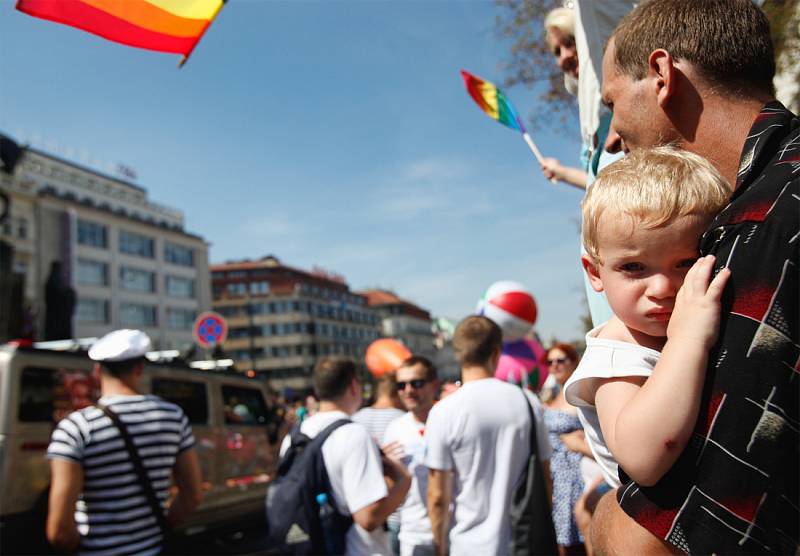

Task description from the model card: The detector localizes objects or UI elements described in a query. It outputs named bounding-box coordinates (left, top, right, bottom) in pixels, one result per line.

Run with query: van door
left=217, top=384, right=274, bottom=510
left=149, top=376, right=221, bottom=522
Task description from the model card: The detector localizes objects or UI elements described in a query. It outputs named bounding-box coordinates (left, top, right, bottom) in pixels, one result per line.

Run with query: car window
left=151, top=378, right=209, bottom=425
left=19, top=366, right=99, bottom=423
left=221, top=385, right=268, bottom=425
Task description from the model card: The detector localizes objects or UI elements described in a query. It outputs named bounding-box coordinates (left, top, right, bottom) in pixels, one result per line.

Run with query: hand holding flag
left=461, top=70, right=568, bottom=186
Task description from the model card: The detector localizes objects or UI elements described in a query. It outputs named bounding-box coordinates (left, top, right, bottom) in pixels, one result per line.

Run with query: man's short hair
left=398, top=355, right=438, bottom=382
left=453, top=316, right=503, bottom=368
left=582, top=146, right=732, bottom=264
left=100, top=357, right=145, bottom=378
left=313, top=357, right=357, bottom=401
left=611, top=0, right=775, bottom=98
left=544, top=7, right=575, bottom=39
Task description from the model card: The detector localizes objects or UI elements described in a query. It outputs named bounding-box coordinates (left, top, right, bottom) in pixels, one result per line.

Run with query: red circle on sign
left=193, top=311, right=228, bottom=348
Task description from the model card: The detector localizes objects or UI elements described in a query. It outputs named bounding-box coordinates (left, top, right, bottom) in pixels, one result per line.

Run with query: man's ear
left=582, top=254, right=605, bottom=293
left=489, top=346, right=502, bottom=371
left=648, top=49, right=676, bottom=109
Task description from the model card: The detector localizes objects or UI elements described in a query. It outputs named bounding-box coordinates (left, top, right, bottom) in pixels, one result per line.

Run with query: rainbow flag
left=461, top=70, right=526, bottom=133
left=16, top=0, right=225, bottom=65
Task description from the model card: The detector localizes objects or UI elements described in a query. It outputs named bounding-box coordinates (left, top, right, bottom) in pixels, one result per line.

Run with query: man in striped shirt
left=46, top=329, right=203, bottom=555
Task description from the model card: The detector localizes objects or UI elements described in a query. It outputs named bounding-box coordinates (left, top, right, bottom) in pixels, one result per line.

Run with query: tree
left=494, top=0, right=578, bottom=132
left=496, top=0, right=800, bottom=127
left=763, top=0, right=800, bottom=112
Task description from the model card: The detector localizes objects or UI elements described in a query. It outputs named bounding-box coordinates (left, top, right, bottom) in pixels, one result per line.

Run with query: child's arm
left=595, top=255, right=730, bottom=486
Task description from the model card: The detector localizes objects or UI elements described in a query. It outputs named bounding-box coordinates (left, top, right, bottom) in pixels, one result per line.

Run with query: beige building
left=1, top=146, right=210, bottom=350
left=357, top=289, right=436, bottom=359
left=212, top=256, right=382, bottom=391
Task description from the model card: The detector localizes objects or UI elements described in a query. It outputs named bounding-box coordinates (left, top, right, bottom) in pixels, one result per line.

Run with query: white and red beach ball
left=476, top=280, right=538, bottom=342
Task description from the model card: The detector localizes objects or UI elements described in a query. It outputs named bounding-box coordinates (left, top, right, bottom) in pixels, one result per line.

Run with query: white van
left=0, top=342, right=281, bottom=554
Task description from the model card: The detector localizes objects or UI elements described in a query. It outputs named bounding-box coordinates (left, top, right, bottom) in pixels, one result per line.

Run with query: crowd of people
left=42, top=0, right=797, bottom=554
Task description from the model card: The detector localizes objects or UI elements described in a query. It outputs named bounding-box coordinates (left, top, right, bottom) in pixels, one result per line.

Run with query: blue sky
left=0, top=0, right=589, bottom=342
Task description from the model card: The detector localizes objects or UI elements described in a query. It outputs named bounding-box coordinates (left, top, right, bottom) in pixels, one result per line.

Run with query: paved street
left=178, top=510, right=278, bottom=556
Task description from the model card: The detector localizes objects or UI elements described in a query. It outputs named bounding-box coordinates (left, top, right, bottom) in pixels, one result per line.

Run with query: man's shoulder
left=430, top=380, right=516, bottom=420
left=55, top=404, right=102, bottom=428
left=721, top=103, right=799, bottom=224
left=304, top=411, right=361, bottom=440
left=429, top=389, right=467, bottom=418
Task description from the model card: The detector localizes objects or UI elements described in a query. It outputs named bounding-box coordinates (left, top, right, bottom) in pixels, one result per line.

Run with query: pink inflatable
left=495, top=337, right=549, bottom=391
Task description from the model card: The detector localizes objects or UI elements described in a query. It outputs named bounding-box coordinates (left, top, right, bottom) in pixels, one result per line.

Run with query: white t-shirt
left=280, top=411, right=391, bottom=556
left=383, top=412, right=432, bottom=552
left=564, top=326, right=660, bottom=488
left=423, top=378, right=551, bottom=556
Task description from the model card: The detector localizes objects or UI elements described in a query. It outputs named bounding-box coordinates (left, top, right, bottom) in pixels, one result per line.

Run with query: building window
left=249, top=281, right=269, bottom=295
left=76, top=259, right=108, bottom=287
left=165, top=242, right=194, bottom=267
left=120, top=303, right=157, bottom=327
left=167, top=308, right=196, bottom=330
left=165, top=275, right=195, bottom=298
left=17, top=218, right=28, bottom=239
left=119, top=230, right=154, bottom=258
left=75, top=298, right=109, bottom=324
left=120, top=266, right=156, bottom=293
left=226, top=283, right=247, bottom=296
left=217, top=306, right=241, bottom=317
left=77, top=219, right=107, bottom=248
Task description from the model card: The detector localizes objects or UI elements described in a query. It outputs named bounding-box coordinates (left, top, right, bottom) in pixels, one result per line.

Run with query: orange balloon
left=365, top=339, right=412, bottom=377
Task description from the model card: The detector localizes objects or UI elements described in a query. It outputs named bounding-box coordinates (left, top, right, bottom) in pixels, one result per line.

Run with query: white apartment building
left=1, top=146, right=210, bottom=350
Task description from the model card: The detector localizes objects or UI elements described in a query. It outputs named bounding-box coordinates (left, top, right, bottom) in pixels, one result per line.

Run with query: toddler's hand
left=667, top=255, right=731, bottom=350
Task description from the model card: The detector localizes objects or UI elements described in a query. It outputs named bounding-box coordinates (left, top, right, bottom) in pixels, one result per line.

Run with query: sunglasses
left=547, top=357, right=569, bottom=366
left=396, top=378, right=429, bottom=391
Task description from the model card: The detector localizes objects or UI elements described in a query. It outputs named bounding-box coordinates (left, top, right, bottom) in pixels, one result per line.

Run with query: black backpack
left=265, top=419, right=354, bottom=555
left=510, top=391, right=559, bottom=555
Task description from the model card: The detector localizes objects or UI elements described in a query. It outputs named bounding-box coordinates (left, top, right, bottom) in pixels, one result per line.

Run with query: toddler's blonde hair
left=582, top=146, right=731, bottom=264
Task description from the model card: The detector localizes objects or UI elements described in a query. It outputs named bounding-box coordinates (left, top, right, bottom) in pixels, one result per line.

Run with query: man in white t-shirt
left=280, top=357, right=411, bottom=555
left=425, top=316, right=552, bottom=556
left=383, top=356, right=440, bottom=556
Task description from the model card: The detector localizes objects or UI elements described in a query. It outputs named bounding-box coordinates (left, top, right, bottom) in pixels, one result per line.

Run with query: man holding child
left=590, top=0, right=799, bottom=553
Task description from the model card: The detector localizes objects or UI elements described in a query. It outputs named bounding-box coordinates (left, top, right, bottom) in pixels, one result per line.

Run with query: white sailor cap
left=88, top=329, right=152, bottom=362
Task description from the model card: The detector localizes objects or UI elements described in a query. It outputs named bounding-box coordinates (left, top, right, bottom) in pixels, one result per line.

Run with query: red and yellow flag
left=16, top=0, right=225, bottom=65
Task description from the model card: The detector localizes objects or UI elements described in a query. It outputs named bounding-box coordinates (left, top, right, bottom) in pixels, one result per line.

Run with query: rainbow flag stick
left=521, top=133, right=546, bottom=166
left=461, top=70, right=568, bottom=186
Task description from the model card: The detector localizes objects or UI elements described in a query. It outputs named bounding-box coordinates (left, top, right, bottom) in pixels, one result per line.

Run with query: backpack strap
left=522, top=392, right=540, bottom=458
left=96, top=403, right=170, bottom=536
left=309, top=418, right=352, bottom=448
